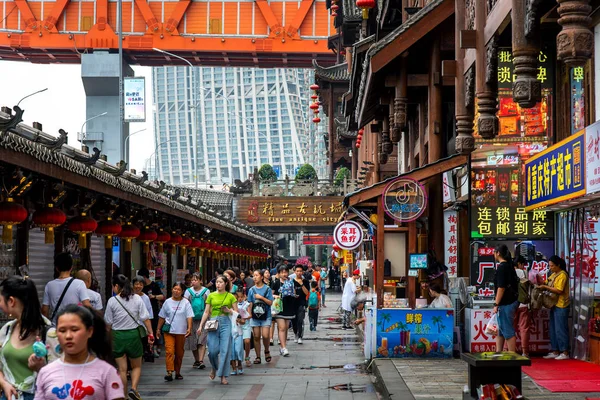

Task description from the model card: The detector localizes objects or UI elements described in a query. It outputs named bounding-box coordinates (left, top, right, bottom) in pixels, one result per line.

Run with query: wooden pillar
left=392, top=55, right=408, bottom=144
left=475, top=0, right=498, bottom=139
left=556, top=0, right=593, bottom=67
left=104, top=248, right=113, bottom=301
left=455, top=0, right=475, bottom=153
left=408, top=221, right=417, bottom=309
left=376, top=201, right=385, bottom=308
left=351, top=144, right=358, bottom=180
left=328, top=88, right=335, bottom=180
left=16, top=220, right=28, bottom=274
left=512, top=0, right=541, bottom=108
left=167, top=248, right=173, bottom=298
left=123, top=251, right=132, bottom=279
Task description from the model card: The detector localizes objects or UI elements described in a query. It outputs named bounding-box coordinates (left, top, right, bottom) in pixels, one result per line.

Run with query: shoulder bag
left=115, top=296, right=147, bottom=338
left=205, top=293, right=229, bottom=332
left=50, top=278, right=75, bottom=322
left=161, top=300, right=182, bottom=333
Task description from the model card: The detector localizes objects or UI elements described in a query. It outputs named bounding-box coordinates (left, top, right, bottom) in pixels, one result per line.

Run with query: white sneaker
left=555, top=353, right=569, bottom=360
left=297, top=338, right=303, bottom=344
left=282, top=348, right=290, bottom=357
left=294, top=337, right=298, bottom=343
left=543, top=352, right=558, bottom=359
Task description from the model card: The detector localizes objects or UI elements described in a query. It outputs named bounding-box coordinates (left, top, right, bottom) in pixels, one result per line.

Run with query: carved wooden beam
left=556, top=0, right=593, bottom=67
left=382, top=116, right=393, bottom=154
left=392, top=55, right=408, bottom=143
left=512, top=0, right=541, bottom=108
left=455, top=0, right=475, bottom=154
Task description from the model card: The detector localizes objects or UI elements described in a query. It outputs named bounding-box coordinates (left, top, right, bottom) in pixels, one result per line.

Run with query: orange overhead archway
left=0, top=0, right=336, bottom=67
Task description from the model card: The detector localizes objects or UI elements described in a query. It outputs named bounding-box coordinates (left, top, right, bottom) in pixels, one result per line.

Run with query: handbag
left=161, top=299, right=182, bottom=334
left=115, top=296, right=147, bottom=338
left=205, top=293, right=229, bottom=332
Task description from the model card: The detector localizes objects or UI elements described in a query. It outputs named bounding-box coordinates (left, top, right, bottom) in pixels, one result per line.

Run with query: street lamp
left=153, top=48, right=193, bottom=67
left=17, top=88, right=48, bottom=107
left=80, top=112, right=108, bottom=142
left=123, top=128, right=147, bottom=165
left=147, top=137, right=179, bottom=180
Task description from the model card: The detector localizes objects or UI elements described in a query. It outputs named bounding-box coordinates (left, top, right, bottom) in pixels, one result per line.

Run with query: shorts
left=185, top=319, right=208, bottom=350
left=241, top=323, right=252, bottom=340
left=112, top=328, right=144, bottom=359
left=497, top=301, right=519, bottom=339
left=250, top=318, right=272, bottom=327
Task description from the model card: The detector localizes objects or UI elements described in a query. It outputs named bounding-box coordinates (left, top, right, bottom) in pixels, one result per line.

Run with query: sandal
left=265, top=351, right=272, bottom=363
left=221, top=378, right=229, bottom=385
left=245, top=357, right=252, bottom=367
left=198, top=361, right=206, bottom=370
left=253, top=357, right=262, bottom=364
left=209, top=369, right=216, bottom=381
left=175, top=374, right=183, bottom=380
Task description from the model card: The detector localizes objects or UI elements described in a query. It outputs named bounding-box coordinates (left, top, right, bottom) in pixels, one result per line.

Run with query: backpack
left=517, top=279, right=532, bottom=305
left=308, top=291, right=319, bottom=308
left=188, top=288, right=208, bottom=320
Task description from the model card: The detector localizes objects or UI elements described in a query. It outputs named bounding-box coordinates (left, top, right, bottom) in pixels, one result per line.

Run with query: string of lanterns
left=310, top=84, right=321, bottom=124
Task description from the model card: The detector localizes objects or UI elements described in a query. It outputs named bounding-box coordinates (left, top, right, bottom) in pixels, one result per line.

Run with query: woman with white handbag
left=197, top=275, right=238, bottom=385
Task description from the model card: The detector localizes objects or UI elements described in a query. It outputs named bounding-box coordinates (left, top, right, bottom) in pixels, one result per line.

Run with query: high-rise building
left=152, top=67, right=325, bottom=186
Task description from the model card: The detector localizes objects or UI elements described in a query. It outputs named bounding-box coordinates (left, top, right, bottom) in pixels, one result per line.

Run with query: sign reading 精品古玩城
left=124, top=77, right=146, bottom=122
left=444, top=210, right=458, bottom=278
left=470, top=206, right=553, bottom=239
left=525, top=129, right=586, bottom=210
left=586, top=121, right=600, bottom=195
left=333, top=220, right=363, bottom=250
left=382, top=177, right=427, bottom=223
left=236, top=197, right=344, bottom=227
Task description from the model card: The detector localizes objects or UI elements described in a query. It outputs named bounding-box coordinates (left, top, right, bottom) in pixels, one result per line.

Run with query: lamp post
left=80, top=112, right=108, bottom=143
left=17, top=88, right=48, bottom=107
left=147, top=137, right=179, bottom=180
left=123, top=128, right=146, bottom=165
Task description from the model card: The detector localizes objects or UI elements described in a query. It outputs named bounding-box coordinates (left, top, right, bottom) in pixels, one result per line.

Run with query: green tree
left=295, top=164, right=317, bottom=182
left=334, top=167, right=350, bottom=186
left=378, top=313, right=392, bottom=331
left=432, top=316, right=443, bottom=333
left=258, top=164, right=277, bottom=182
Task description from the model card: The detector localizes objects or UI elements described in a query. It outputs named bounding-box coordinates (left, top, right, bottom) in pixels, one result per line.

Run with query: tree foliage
left=295, top=164, right=317, bottom=182
left=334, top=167, right=350, bottom=186
left=258, top=164, right=277, bottom=182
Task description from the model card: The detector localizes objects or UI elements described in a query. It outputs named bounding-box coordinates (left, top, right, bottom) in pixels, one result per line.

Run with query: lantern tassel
left=158, top=243, right=164, bottom=253
left=362, top=8, right=368, bottom=19
left=2, top=225, right=12, bottom=244
left=124, top=239, right=132, bottom=252
left=104, top=236, right=112, bottom=249
left=44, top=227, right=55, bottom=244
left=78, top=233, right=87, bottom=249
left=143, top=242, right=149, bottom=253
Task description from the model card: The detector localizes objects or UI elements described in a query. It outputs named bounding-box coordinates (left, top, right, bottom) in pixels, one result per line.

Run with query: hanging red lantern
left=0, top=198, right=28, bottom=244
left=138, top=226, right=158, bottom=253
left=180, top=235, right=192, bottom=249
left=313, top=117, right=321, bottom=123
left=313, top=109, right=320, bottom=114
left=309, top=102, right=319, bottom=110
left=356, top=0, right=376, bottom=19
left=168, top=232, right=182, bottom=254
left=95, top=218, right=122, bottom=249
left=155, top=230, right=171, bottom=253
left=310, top=84, right=319, bottom=91
left=331, top=4, right=339, bottom=10
left=311, top=94, right=318, bottom=100
left=356, top=142, right=361, bottom=148
left=32, top=204, right=66, bottom=244
left=118, top=222, right=141, bottom=252
left=68, top=213, right=98, bottom=249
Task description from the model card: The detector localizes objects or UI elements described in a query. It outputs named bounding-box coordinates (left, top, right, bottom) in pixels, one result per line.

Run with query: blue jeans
left=1, top=392, right=34, bottom=400
left=550, top=306, right=569, bottom=352
left=497, top=301, right=519, bottom=339
left=321, top=284, right=326, bottom=305
left=207, top=316, right=232, bottom=378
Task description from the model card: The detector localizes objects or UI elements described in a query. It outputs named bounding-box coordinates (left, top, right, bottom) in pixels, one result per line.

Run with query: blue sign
left=525, top=129, right=586, bottom=210
left=273, top=166, right=281, bottom=178
left=376, top=309, right=453, bottom=358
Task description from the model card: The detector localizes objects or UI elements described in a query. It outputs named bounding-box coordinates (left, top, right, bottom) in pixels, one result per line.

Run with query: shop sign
left=525, top=129, right=586, bottom=210
left=471, top=207, right=554, bottom=240
left=382, top=177, right=427, bottom=223
left=343, top=250, right=354, bottom=265
left=586, top=121, right=600, bottom=195
left=333, top=220, right=363, bottom=250
left=444, top=210, right=458, bottom=278
left=442, top=172, right=455, bottom=203
left=236, top=197, right=343, bottom=227
left=376, top=309, right=453, bottom=358
left=468, top=308, right=550, bottom=353
left=124, top=77, right=146, bottom=122
left=302, top=235, right=334, bottom=245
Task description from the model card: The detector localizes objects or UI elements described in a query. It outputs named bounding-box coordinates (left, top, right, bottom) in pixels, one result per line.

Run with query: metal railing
left=250, top=177, right=360, bottom=197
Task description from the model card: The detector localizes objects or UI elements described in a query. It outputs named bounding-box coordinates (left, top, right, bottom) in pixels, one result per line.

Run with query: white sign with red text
left=442, top=172, right=456, bottom=203
left=444, top=210, right=458, bottom=278
left=333, top=220, right=364, bottom=250
left=586, top=121, right=600, bottom=194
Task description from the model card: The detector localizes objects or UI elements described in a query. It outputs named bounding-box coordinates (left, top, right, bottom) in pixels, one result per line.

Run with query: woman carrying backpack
left=183, top=274, right=209, bottom=369
left=248, top=269, right=273, bottom=364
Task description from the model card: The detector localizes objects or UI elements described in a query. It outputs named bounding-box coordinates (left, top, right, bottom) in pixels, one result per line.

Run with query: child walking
left=308, top=281, right=320, bottom=331
left=231, top=288, right=252, bottom=375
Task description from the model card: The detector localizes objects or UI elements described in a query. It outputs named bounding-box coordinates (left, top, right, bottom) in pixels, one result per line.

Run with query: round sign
left=333, top=220, right=364, bottom=250
left=382, top=177, right=427, bottom=223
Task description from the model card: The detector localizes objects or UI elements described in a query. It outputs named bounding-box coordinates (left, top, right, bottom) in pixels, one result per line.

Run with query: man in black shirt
left=492, top=245, right=519, bottom=352
left=291, top=265, right=310, bottom=344
left=139, top=268, right=165, bottom=355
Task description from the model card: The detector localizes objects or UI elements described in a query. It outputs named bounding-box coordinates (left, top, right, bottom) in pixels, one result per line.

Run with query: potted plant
left=258, top=164, right=278, bottom=182
left=295, top=164, right=317, bottom=182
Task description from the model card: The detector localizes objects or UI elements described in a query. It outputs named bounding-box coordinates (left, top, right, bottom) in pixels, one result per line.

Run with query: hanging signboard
left=444, top=210, right=458, bottom=278
left=525, top=129, right=586, bottom=210
left=442, top=172, right=455, bottom=204
left=471, top=206, right=554, bottom=239
left=586, top=120, right=600, bottom=195
left=124, top=77, right=146, bottom=122
left=382, top=177, right=427, bottom=223
left=236, top=197, right=343, bottom=227
left=333, top=220, right=364, bottom=250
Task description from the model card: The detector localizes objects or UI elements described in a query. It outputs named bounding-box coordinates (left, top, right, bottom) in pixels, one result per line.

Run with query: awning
left=344, top=153, right=469, bottom=207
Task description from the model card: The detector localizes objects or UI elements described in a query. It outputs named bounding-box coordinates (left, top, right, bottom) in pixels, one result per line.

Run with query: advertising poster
left=124, top=77, right=146, bottom=122
left=376, top=309, right=453, bottom=358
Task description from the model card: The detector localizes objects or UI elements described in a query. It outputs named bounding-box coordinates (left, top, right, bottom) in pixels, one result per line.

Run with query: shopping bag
left=271, top=297, right=283, bottom=315
left=485, top=313, right=499, bottom=336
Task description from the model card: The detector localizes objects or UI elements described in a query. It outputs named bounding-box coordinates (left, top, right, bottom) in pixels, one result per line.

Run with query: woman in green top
left=0, top=277, right=60, bottom=400
left=197, top=275, right=238, bottom=385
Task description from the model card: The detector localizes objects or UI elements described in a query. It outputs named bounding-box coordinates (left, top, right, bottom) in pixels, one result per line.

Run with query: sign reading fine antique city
left=333, top=220, right=364, bottom=250
left=382, top=177, right=428, bottom=223
left=236, top=197, right=344, bottom=227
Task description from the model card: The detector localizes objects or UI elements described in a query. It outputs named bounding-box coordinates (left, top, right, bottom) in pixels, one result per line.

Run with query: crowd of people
left=0, top=253, right=333, bottom=399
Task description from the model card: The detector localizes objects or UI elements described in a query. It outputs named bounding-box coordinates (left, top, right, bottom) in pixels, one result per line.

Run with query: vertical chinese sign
left=444, top=210, right=458, bottom=278
left=571, top=67, right=586, bottom=134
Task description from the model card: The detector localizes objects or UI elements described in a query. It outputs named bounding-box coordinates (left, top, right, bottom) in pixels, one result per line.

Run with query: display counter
left=375, top=308, right=454, bottom=358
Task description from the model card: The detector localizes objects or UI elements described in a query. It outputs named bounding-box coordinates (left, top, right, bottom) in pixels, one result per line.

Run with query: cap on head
left=353, top=269, right=360, bottom=276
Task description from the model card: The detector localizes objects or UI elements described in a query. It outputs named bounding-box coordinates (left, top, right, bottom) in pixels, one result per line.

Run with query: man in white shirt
left=341, top=269, right=361, bottom=329
left=76, top=269, right=103, bottom=311
left=42, top=252, right=91, bottom=323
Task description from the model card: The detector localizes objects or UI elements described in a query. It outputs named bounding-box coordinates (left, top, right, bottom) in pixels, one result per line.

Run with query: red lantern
left=331, top=4, right=339, bottom=10
left=138, top=226, right=158, bottom=253
left=313, top=109, right=320, bottom=114
left=0, top=198, right=28, bottom=244
left=168, top=233, right=182, bottom=254
left=155, top=230, right=171, bottom=253
left=32, top=204, right=66, bottom=244
left=356, top=142, right=361, bottom=148
left=118, top=222, right=140, bottom=252
left=180, top=235, right=192, bottom=249
left=313, top=117, right=321, bottom=123
left=311, top=94, right=318, bottom=100
left=356, top=0, right=376, bottom=18
left=95, top=218, right=122, bottom=248
left=68, top=213, right=98, bottom=249
left=309, top=102, right=319, bottom=110
left=310, top=84, right=319, bottom=91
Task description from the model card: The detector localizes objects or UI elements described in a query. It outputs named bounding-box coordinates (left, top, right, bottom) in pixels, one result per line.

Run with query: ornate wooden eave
left=313, top=60, right=351, bottom=83
left=336, top=117, right=358, bottom=140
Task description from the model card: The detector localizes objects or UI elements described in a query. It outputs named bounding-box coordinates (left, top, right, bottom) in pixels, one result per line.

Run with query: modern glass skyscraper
left=152, top=67, right=325, bottom=186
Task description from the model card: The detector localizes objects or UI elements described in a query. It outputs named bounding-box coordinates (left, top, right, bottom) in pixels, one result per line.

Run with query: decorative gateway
left=382, top=177, right=428, bottom=223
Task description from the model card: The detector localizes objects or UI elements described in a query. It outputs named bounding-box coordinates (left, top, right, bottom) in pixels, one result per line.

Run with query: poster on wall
left=376, top=309, right=453, bottom=358
left=444, top=210, right=458, bottom=278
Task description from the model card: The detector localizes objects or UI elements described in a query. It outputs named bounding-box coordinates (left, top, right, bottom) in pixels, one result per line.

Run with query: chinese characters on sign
left=382, top=177, right=427, bottom=223
left=571, top=67, right=586, bottom=134
left=333, top=220, right=364, bottom=250
left=525, top=129, right=586, bottom=210
left=236, top=197, right=344, bottom=227
left=444, top=210, right=458, bottom=278
left=123, top=77, right=146, bottom=122
left=471, top=207, right=553, bottom=239
left=586, top=121, right=600, bottom=195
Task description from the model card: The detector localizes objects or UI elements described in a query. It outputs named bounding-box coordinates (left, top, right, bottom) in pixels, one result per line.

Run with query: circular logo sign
left=333, top=220, right=364, bottom=250
left=382, top=177, right=427, bottom=223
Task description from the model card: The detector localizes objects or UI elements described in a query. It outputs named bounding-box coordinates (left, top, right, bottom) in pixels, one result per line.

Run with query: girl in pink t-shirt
left=35, top=305, right=125, bottom=400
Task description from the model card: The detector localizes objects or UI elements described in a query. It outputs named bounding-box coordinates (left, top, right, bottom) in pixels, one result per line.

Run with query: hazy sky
left=1, top=61, right=154, bottom=173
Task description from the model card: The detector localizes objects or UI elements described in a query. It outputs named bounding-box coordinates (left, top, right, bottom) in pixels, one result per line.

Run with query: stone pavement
left=135, top=292, right=381, bottom=400
left=376, top=358, right=600, bottom=400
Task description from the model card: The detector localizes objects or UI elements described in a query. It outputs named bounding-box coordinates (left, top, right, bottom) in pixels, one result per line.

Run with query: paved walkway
left=135, top=292, right=381, bottom=400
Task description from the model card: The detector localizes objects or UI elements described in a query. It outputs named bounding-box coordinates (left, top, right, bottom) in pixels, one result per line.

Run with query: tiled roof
left=343, top=0, right=363, bottom=20
left=313, top=60, right=351, bottom=82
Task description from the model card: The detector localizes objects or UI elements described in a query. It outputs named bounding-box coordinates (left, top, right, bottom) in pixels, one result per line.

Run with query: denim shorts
left=1, top=392, right=34, bottom=400
left=497, top=301, right=519, bottom=339
left=250, top=318, right=272, bottom=327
